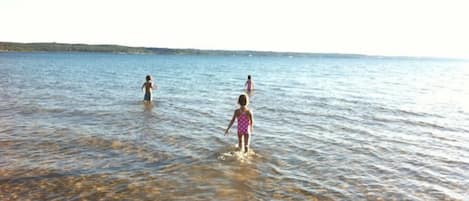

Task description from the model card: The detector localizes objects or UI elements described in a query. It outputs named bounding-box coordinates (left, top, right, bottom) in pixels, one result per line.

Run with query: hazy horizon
left=3, top=40, right=468, bottom=60
left=1, top=0, right=468, bottom=59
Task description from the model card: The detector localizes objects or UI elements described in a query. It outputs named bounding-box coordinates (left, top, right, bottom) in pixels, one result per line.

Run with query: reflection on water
left=0, top=52, right=468, bottom=200
left=143, top=101, right=154, bottom=112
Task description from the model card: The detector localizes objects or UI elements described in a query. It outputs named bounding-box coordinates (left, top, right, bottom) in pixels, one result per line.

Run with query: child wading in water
left=141, top=75, right=157, bottom=103
left=225, top=94, right=254, bottom=153
left=245, top=75, right=254, bottom=92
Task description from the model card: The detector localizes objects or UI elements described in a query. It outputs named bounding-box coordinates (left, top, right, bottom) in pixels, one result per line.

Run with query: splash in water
left=217, top=144, right=257, bottom=163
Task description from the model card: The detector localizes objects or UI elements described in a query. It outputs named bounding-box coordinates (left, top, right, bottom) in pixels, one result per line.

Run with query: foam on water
left=217, top=144, right=258, bottom=163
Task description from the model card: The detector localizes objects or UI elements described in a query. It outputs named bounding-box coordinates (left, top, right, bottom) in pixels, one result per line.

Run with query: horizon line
left=1, top=40, right=466, bottom=60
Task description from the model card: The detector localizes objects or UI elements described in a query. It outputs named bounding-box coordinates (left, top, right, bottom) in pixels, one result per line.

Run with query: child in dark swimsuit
left=141, top=75, right=157, bottom=102
left=225, top=94, right=254, bottom=153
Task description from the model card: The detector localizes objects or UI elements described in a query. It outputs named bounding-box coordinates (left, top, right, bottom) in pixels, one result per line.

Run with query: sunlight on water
left=413, top=64, right=469, bottom=111
left=217, top=144, right=258, bottom=163
left=0, top=52, right=468, bottom=200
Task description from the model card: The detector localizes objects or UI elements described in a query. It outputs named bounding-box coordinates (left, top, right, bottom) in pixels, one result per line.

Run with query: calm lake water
left=1, top=52, right=468, bottom=200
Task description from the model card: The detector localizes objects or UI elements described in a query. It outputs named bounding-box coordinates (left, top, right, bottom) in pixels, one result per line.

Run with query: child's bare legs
left=237, top=133, right=243, bottom=152
left=244, top=134, right=250, bottom=153
left=238, top=133, right=250, bottom=153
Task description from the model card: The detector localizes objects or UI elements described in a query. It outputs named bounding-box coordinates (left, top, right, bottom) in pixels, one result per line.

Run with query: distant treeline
left=0, top=41, right=368, bottom=58
left=0, top=42, right=151, bottom=54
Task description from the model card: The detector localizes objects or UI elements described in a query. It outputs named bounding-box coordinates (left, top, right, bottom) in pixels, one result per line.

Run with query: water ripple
left=1, top=53, right=468, bottom=200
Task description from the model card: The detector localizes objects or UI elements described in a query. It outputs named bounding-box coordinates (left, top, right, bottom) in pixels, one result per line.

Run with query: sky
left=1, top=0, right=468, bottom=58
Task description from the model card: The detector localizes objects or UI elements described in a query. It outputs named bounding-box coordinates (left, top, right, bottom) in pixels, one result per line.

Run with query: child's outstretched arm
left=225, top=110, right=237, bottom=135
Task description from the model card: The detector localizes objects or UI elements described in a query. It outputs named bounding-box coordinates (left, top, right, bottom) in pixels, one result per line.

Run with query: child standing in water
left=141, top=75, right=157, bottom=102
left=225, top=94, right=254, bottom=153
left=245, top=75, right=254, bottom=92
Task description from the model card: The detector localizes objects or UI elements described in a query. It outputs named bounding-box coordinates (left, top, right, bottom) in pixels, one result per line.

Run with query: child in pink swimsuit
left=225, top=94, right=254, bottom=153
left=245, top=75, right=254, bottom=92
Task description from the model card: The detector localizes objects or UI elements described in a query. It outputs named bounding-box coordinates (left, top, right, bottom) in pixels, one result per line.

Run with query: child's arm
left=153, top=82, right=158, bottom=90
left=248, top=110, right=254, bottom=134
left=225, top=110, right=237, bottom=135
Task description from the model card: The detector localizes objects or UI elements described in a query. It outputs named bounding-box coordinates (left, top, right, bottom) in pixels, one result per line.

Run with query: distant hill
left=0, top=42, right=151, bottom=54
left=0, top=41, right=368, bottom=58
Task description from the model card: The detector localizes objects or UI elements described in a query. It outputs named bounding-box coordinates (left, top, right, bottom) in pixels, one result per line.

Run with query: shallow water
left=1, top=52, right=468, bottom=200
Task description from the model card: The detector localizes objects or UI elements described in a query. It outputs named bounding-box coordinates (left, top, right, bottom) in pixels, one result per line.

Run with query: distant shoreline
left=0, top=41, right=462, bottom=60
left=0, top=41, right=367, bottom=58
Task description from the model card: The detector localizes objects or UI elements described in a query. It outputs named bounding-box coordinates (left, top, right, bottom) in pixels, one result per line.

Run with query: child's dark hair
left=238, top=94, right=249, bottom=106
left=146, top=75, right=151, bottom=81
left=248, top=75, right=251, bottom=80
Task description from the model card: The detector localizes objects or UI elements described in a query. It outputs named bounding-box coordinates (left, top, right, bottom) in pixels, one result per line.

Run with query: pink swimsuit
left=237, top=111, right=250, bottom=135
left=246, top=80, right=252, bottom=91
